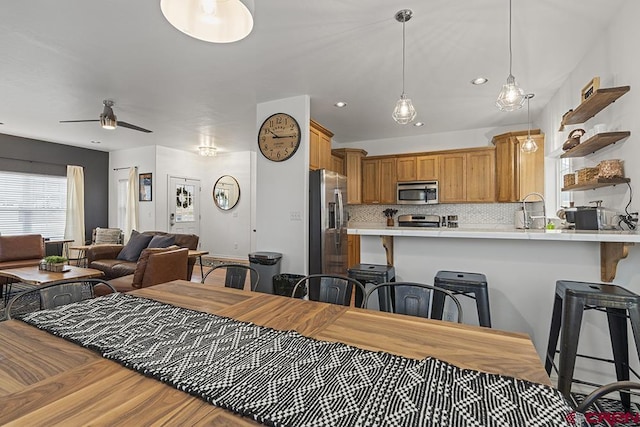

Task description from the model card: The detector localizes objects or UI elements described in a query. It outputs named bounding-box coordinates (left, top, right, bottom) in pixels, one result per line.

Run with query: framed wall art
left=139, top=173, right=152, bottom=201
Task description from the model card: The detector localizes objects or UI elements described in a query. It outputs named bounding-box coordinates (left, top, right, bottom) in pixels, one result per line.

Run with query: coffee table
left=0, top=265, right=104, bottom=304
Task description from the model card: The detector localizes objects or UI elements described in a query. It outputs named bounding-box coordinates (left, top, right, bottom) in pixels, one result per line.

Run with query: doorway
left=168, top=176, right=200, bottom=237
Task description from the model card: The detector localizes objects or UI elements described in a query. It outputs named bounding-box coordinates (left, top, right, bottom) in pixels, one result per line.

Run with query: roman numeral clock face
left=258, top=113, right=301, bottom=162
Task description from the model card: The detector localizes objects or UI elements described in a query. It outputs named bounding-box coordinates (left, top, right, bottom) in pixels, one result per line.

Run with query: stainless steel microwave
left=397, top=181, right=439, bottom=205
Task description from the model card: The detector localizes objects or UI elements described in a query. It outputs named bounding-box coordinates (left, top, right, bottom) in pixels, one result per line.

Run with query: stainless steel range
left=397, top=214, right=441, bottom=227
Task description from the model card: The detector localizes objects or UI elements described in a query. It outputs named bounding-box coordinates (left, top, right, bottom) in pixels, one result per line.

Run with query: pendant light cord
left=508, top=0, right=513, bottom=76
left=402, top=17, right=406, bottom=95
left=527, top=96, right=531, bottom=138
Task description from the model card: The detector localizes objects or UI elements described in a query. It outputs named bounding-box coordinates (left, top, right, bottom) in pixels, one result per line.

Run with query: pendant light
left=392, top=9, right=417, bottom=125
left=160, top=0, right=254, bottom=44
left=496, top=0, right=525, bottom=111
left=521, top=94, right=538, bottom=153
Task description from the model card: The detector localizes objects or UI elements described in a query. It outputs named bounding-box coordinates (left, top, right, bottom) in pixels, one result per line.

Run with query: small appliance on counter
left=574, top=201, right=618, bottom=230
left=397, top=214, right=441, bottom=227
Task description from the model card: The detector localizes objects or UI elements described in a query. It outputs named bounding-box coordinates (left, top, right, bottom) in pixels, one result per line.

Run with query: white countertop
left=347, top=223, right=640, bottom=243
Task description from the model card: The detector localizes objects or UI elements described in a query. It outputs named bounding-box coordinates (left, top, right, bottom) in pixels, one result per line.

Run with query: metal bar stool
left=544, top=280, right=640, bottom=407
left=347, top=263, right=395, bottom=310
left=431, top=271, right=492, bottom=327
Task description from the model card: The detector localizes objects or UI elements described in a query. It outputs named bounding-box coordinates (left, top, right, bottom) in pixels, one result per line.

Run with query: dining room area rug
left=18, top=293, right=576, bottom=426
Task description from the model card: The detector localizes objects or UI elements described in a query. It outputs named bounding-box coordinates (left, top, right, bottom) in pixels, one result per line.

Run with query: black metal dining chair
left=5, top=278, right=117, bottom=320
left=574, top=381, right=640, bottom=424
left=291, top=274, right=366, bottom=306
left=201, top=263, right=260, bottom=291
left=364, top=281, right=463, bottom=323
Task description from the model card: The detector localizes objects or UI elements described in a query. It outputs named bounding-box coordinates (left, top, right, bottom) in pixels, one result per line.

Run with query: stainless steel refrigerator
left=309, top=169, right=348, bottom=283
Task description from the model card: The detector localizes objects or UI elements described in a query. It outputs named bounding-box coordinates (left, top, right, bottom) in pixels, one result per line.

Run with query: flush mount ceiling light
left=496, top=0, right=525, bottom=111
left=160, top=0, right=254, bottom=43
left=414, top=121, right=424, bottom=127
left=199, top=146, right=218, bottom=156
left=392, top=9, right=417, bottom=125
left=471, top=77, right=488, bottom=85
left=334, top=101, right=347, bottom=108
left=521, top=94, right=538, bottom=153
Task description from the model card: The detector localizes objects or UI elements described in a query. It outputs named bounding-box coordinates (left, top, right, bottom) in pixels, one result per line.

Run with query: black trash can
left=273, top=274, right=306, bottom=298
left=248, top=252, right=282, bottom=294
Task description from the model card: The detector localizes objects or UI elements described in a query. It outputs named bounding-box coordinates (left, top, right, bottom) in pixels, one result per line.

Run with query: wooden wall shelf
left=561, top=131, right=631, bottom=158
left=562, top=177, right=630, bottom=191
left=559, top=86, right=630, bottom=129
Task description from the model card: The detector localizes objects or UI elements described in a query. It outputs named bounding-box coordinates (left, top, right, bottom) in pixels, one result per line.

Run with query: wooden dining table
left=0, top=280, right=550, bottom=425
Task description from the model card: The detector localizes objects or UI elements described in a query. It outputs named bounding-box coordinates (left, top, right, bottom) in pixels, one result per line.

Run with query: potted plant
left=42, top=255, right=68, bottom=272
left=383, top=208, right=398, bottom=227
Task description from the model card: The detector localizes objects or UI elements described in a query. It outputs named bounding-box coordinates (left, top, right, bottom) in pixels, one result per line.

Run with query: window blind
left=0, top=171, right=67, bottom=239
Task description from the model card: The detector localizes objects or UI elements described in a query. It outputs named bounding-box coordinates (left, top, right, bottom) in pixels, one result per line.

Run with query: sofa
left=86, top=231, right=199, bottom=280
left=0, top=234, right=45, bottom=271
left=99, top=246, right=189, bottom=294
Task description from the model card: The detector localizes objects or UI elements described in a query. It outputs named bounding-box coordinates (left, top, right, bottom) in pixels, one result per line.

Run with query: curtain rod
left=0, top=156, right=68, bottom=167
left=112, top=166, right=138, bottom=171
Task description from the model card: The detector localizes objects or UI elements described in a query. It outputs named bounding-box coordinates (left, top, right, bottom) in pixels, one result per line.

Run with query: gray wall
left=0, top=133, right=108, bottom=243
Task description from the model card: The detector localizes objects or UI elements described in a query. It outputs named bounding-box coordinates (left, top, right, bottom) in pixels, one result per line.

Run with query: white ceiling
left=0, top=0, right=627, bottom=154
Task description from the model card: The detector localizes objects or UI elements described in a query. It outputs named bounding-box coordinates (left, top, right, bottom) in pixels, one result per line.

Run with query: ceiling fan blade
left=59, top=119, right=100, bottom=123
left=117, top=121, right=153, bottom=133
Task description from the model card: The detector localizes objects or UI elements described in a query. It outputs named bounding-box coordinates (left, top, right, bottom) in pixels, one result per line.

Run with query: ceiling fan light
left=160, top=0, right=254, bottom=43
left=496, top=74, right=526, bottom=111
left=392, top=94, right=417, bottom=125
left=199, top=146, right=217, bottom=156
left=100, top=115, right=117, bottom=130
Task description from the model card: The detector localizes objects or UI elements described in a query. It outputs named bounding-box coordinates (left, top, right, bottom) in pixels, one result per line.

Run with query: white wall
left=537, top=0, right=640, bottom=288
left=109, top=145, right=157, bottom=232
left=255, top=96, right=310, bottom=274
left=110, top=145, right=253, bottom=259
left=338, top=124, right=528, bottom=156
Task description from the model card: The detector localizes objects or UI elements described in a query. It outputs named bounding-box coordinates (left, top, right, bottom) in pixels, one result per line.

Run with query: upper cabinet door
left=396, top=157, right=416, bottom=182
left=466, top=149, right=496, bottom=202
left=416, top=155, right=440, bottom=181
left=439, top=153, right=467, bottom=203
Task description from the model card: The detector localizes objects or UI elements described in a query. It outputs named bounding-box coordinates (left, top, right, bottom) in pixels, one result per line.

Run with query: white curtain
left=124, top=167, right=139, bottom=243
left=64, top=165, right=85, bottom=247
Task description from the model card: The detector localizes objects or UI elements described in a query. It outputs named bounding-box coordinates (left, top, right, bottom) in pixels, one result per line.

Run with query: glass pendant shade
left=496, top=74, right=526, bottom=111
left=160, top=0, right=254, bottom=43
left=521, top=136, right=538, bottom=153
left=392, top=94, right=417, bottom=124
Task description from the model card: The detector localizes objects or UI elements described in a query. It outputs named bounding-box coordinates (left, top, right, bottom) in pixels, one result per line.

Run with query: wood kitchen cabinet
left=362, top=156, right=396, bottom=204
left=309, top=120, right=333, bottom=171
left=439, top=153, right=467, bottom=203
left=492, top=130, right=544, bottom=202
left=416, top=155, right=440, bottom=181
left=331, top=148, right=367, bottom=204
left=396, top=156, right=417, bottom=182
left=331, top=154, right=344, bottom=174
left=347, top=234, right=360, bottom=268
left=439, top=148, right=495, bottom=203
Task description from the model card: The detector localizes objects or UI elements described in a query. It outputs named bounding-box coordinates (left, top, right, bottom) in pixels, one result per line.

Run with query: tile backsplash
left=348, top=203, right=540, bottom=228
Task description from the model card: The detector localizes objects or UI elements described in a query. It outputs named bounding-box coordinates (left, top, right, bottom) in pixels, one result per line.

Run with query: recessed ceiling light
left=471, top=77, right=488, bottom=85
left=414, top=122, right=424, bottom=127
left=90, top=140, right=101, bottom=144
left=334, top=101, right=347, bottom=108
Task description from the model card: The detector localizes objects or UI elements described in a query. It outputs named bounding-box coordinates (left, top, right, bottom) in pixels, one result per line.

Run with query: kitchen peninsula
left=348, top=224, right=640, bottom=386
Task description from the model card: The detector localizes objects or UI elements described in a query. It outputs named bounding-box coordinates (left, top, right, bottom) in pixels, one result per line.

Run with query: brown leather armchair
left=104, top=247, right=189, bottom=294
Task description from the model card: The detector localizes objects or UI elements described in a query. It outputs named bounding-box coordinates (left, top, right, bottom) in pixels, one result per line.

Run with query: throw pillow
left=94, top=227, right=123, bottom=244
left=147, top=234, right=176, bottom=248
left=116, top=230, right=153, bottom=262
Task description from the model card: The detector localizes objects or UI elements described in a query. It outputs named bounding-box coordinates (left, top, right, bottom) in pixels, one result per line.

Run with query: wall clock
left=258, top=113, right=301, bottom=162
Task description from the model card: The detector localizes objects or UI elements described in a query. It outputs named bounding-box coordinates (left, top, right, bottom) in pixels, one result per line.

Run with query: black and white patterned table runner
left=19, top=294, right=574, bottom=426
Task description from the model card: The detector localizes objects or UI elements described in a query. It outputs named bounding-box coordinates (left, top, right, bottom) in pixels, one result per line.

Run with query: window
left=558, top=157, right=573, bottom=209
left=0, top=171, right=67, bottom=239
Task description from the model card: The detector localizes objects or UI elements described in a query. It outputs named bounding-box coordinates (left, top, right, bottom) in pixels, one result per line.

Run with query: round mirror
left=213, top=175, right=240, bottom=210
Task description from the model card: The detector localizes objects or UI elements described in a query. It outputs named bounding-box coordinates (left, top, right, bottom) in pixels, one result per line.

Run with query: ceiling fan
left=60, top=100, right=152, bottom=133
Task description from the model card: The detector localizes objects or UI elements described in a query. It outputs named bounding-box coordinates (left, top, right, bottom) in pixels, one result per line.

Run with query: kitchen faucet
left=522, top=192, right=547, bottom=229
